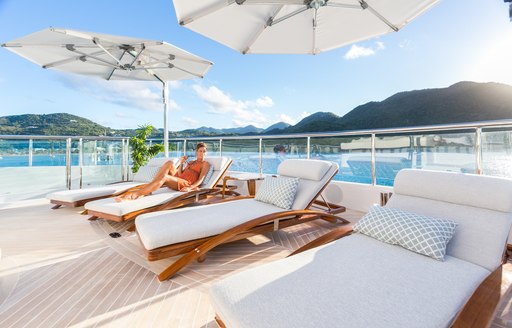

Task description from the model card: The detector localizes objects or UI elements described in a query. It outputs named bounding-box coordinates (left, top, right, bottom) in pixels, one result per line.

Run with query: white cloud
left=278, top=114, right=295, bottom=125
left=278, top=111, right=310, bottom=125
left=344, top=45, right=375, bottom=60
left=255, top=96, right=274, bottom=107
left=61, top=76, right=181, bottom=113
left=182, top=116, right=199, bottom=127
left=192, top=85, right=274, bottom=127
left=376, top=41, right=385, bottom=50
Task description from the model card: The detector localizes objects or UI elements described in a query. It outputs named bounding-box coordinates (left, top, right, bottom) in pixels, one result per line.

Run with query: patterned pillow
left=133, top=166, right=160, bottom=182
left=353, top=205, right=457, bottom=261
left=254, top=176, right=300, bottom=209
left=200, top=164, right=215, bottom=187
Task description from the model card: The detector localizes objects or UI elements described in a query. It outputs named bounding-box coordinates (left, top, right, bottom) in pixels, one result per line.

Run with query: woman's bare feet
left=115, top=191, right=143, bottom=202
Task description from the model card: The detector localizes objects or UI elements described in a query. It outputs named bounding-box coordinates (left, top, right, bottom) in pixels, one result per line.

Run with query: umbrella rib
left=70, top=48, right=122, bottom=69
left=93, top=38, right=122, bottom=65
left=41, top=49, right=106, bottom=69
left=269, top=6, right=309, bottom=25
left=242, top=5, right=285, bottom=54
left=359, top=0, right=399, bottom=31
left=171, top=64, right=204, bottom=78
left=180, top=0, right=236, bottom=25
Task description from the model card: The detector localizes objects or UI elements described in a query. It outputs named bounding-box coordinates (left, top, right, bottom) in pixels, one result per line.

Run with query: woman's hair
left=196, top=142, right=207, bottom=151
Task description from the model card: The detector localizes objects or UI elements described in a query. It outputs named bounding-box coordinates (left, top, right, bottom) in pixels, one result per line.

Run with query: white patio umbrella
left=173, top=0, right=439, bottom=54
left=2, top=27, right=213, bottom=157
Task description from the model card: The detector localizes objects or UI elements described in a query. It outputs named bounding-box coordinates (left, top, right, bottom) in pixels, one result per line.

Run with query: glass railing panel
left=337, top=136, right=373, bottom=184
left=0, top=139, right=30, bottom=167
left=0, top=166, right=67, bottom=202
left=32, top=139, right=68, bottom=166
left=410, top=132, right=475, bottom=174
left=374, top=135, right=414, bottom=186
left=221, top=139, right=260, bottom=173
left=481, top=129, right=512, bottom=178
left=81, top=139, right=124, bottom=186
left=184, top=140, right=221, bottom=158
left=261, top=138, right=307, bottom=174
left=310, top=136, right=353, bottom=182
left=168, top=140, right=185, bottom=158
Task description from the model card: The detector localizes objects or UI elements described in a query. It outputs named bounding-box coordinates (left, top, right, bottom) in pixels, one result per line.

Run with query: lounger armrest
left=288, top=226, right=354, bottom=257
left=452, top=264, right=505, bottom=328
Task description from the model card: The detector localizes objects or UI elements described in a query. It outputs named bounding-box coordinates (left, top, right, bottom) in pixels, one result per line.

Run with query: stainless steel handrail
left=3, top=119, right=512, bottom=189
left=165, top=119, right=512, bottom=141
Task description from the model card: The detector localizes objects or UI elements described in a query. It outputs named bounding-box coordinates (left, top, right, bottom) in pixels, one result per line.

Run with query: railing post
left=371, top=134, right=376, bottom=186
left=219, top=139, right=223, bottom=156
left=28, top=138, right=33, bottom=166
left=79, top=138, right=83, bottom=189
left=183, top=139, right=187, bottom=157
left=66, top=138, right=72, bottom=190
left=122, top=138, right=129, bottom=181
left=475, top=127, right=482, bottom=174
left=259, top=138, right=263, bottom=175
left=307, top=136, right=311, bottom=159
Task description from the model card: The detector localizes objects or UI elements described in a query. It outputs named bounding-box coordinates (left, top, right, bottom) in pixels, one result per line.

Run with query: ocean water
left=2, top=151, right=511, bottom=187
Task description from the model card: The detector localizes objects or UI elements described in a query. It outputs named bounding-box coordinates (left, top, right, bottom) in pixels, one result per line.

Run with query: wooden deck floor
left=0, top=200, right=511, bottom=327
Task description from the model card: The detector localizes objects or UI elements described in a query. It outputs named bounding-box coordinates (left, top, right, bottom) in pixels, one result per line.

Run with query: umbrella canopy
left=2, top=27, right=213, bottom=156
left=173, top=0, right=439, bottom=54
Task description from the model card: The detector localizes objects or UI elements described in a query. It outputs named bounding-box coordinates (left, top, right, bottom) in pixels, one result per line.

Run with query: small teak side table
left=222, top=173, right=265, bottom=198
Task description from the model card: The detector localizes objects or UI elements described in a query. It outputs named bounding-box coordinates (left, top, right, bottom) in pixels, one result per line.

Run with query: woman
left=115, top=142, right=210, bottom=202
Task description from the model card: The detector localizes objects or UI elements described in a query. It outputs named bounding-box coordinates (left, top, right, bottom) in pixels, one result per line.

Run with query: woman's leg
left=116, top=160, right=178, bottom=201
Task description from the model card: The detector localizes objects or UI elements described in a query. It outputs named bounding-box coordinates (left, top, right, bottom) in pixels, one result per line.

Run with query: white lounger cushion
left=135, top=159, right=339, bottom=250
left=85, top=188, right=182, bottom=216
left=46, top=157, right=178, bottom=203
left=388, top=169, right=512, bottom=271
left=137, top=199, right=283, bottom=250
left=279, top=159, right=338, bottom=210
left=210, top=234, right=490, bottom=328
left=277, top=159, right=332, bottom=181
left=84, top=156, right=231, bottom=217
left=46, top=182, right=143, bottom=202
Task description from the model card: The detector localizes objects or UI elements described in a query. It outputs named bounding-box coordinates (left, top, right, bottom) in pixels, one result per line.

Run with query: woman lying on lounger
left=115, top=142, right=210, bottom=202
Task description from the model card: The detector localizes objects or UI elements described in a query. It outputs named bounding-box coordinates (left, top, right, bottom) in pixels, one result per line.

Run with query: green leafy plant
left=130, top=124, right=164, bottom=173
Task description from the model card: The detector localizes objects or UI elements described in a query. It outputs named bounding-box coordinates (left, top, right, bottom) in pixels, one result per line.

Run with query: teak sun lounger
left=84, top=157, right=232, bottom=222
left=46, top=157, right=178, bottom=209
left=134, top=159, right=349, bottom=281
left=209, top=169, right=512, bottom=328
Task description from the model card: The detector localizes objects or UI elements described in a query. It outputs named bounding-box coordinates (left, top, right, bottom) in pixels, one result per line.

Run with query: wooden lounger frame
left=213, top=225, right=507, bottom=328
left=140, top=168, right=349, bottom=281
left=86, top=159, right=233, bottom=222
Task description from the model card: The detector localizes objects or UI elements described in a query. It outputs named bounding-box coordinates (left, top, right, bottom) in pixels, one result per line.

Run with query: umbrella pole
left=163, top=81, right=169, bottom=158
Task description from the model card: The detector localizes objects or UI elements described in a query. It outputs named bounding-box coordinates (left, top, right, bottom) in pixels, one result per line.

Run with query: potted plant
left=129, top=124, right=164, bottom=173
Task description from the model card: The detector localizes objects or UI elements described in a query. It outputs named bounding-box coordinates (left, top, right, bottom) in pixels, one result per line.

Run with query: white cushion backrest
left=277, top=159, right=338, bottom=210
left=387, top=169, right=512, bottom=271
left=147, top=157, right=178, bottom=167
left=133, top=157, right=178, bottom=182
left=203, top=157, right=231, bottom=188
left=278, top=159, right=333, bottom=180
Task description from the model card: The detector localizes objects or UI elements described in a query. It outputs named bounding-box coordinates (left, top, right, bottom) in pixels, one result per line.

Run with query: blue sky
left=0, top=0, right=511, bottom=131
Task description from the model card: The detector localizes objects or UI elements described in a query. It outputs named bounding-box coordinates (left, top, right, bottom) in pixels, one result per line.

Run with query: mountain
left=3, top=82, right=512, bottom=136
left=285, top=112, right=341, bottom=133
left=262, top=122, right=291, bottom=134
left=338, top=81, right=512, bottom=130
left=279, top=81, right=512, bottom=134
left=172, top=125, right=263, bottom=137
left=0, top=113, right=116, bottom=136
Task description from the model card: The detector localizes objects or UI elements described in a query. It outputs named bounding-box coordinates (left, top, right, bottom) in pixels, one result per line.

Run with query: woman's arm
left=177, top=156, right=188, bottom=176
